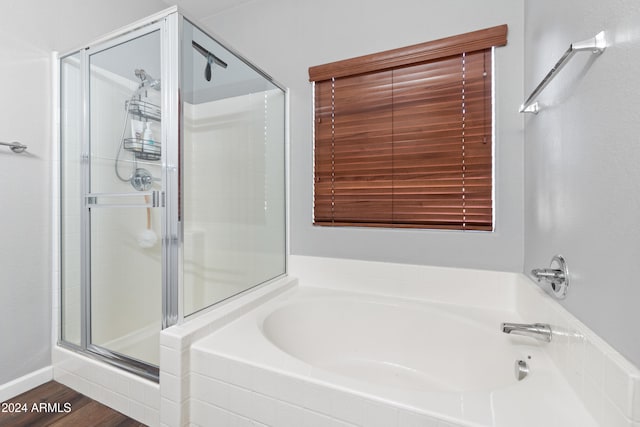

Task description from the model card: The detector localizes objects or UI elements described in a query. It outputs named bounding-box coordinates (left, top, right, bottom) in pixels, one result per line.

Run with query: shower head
left=192, top=41, right=227, bottom=82
left=134, top=69, right=161, bottom=91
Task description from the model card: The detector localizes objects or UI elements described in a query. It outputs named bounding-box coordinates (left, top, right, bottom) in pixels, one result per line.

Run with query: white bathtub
left=261, top=295, right=522, bottom=393
left=190, top=285, right=598, bottom=427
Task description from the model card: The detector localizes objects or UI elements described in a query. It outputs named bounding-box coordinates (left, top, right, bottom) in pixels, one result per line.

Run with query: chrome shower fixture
left=131, top=168, right=155, bottom=191
left=135, top=69, right=161, bottom=90
left=192, top=41, right=228, bottom=81
left=531, top=255, right=570, bottom=299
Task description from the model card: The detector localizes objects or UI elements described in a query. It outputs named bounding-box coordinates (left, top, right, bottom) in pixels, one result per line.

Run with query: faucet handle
left=531, top=255, right=569, bottom=299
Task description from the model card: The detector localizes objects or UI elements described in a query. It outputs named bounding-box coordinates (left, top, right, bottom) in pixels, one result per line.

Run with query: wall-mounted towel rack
left=520, top=31, right=606, bottom=114
left=0, top=141, right=27, bottom=153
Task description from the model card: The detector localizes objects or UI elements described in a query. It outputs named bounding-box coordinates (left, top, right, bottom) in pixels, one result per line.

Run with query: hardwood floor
left=0, top=381, right=146, bottom=427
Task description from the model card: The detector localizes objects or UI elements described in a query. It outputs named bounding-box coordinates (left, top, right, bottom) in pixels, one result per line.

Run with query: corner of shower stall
left=54, top=7, right=288, bottom=426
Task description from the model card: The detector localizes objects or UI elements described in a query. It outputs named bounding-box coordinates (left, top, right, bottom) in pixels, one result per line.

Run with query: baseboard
left=0, top=366, right=53, bottom=402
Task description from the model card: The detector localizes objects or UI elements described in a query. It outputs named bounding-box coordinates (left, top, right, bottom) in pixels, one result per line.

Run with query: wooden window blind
left=310, top=25, right=507, bottom=231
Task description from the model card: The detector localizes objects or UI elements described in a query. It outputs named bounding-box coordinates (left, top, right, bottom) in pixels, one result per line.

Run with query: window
left=309, top=25, right=507, bottom=231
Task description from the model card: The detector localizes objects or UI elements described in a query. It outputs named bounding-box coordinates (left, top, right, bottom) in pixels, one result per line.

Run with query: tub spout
left=501, top=322, right=552, bottom=342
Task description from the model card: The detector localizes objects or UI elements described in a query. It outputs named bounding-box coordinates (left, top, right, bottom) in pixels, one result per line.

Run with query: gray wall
left=0, top=0, right=166, bottom=386
left=201, top=0, right=525, bottom=272
left=524, top=0, right=640, bottom=367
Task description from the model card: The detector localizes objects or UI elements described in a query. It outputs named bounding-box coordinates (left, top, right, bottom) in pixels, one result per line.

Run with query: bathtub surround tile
left=288, top=255, right=517, bottom=311
left=190, top=374, right=230, bottom=408
left=584, top=337, right=606, bottom=388
left=191, top=350, right=233, bottom=384
left=128, top=399, right=147, bottom=425
left=512, top=272, right=640, bottom=427
left=275, top=400, right=308, bottom=427
left=192, top=394, right=283, bottom=427
left=160, top=345, right=181, bottom=376
left=105, top=371, right=130, bottom=398
left=159, top=344, right=190, bottom=425
left=225, top=381, right=255, bottom=417
left=438, top=422, right=466, bottom=427
left=361, top=399, right=399, bottom=427
left=303, top=410, right=358, bottom=427
left=190, top=345, right=404, bottom=427
left=300, top=379, right=372, bottom=425
left=52, top=347, right=160, bottom=426
left=189, top=346, right=476, bottom=427
left=130, top=375, right=161, bottom=410
left=633, top=376, right=640, bottom=421
left=328, top=389, right=367, bottom=425
left=248, top=390, right=279, bottom=425
left=247, top=362, right=289, bottom=399
left=566, top=320, right=587, bottom=388
left=604, top=352, right=636, bottom=419
left=161, top=397, right=181, bottom=427
left=160, top=372, right=181, bottom=404
left=226, top=357, right=264, bottom=391
left=145, top=405, right=161, bottom=427
left=271, top=372, right=309, bottom=408
left=397, top=410, right=440, bottom=427
left=158, top=276, right=297, bottom=427
left=159, top=329, right=183, bottom=351
left=303, top=380, right=339, bottom=414
left=603, top=396, right=634, bottom=427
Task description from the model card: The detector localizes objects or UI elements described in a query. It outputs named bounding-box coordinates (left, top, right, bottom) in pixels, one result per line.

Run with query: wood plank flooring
left=0, top=381, right=146, bottom=427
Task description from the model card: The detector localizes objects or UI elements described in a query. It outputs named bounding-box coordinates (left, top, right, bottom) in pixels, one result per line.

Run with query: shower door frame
left=57, top=10, right=180, bottom=381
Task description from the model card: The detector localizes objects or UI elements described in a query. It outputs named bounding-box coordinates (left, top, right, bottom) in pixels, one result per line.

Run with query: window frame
left=309, top=25, right=507, bottom=231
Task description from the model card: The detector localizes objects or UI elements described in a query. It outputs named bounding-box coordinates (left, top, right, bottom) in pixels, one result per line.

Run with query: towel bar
left=520, top=31, right=606, bottom=114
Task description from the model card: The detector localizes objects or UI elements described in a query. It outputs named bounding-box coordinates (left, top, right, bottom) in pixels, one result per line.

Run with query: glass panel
left=182, top=20, right=286, bottom=316
left=88, top=30, right=162, bottom=365
left=90, top=207, right=161, bottom=365
left=60, top=52, right=82, bottom=346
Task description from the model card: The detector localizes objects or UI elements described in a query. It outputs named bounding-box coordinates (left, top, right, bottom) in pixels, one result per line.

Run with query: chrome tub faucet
left=501, top=322, right=552, bottom=342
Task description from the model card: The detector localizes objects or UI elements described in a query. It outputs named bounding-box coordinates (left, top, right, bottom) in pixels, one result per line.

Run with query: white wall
left=524, top=0, right=640, bottom=368
left=0, top=0, right=167, bottom=386
left=199, top=0, right=525, bottom=272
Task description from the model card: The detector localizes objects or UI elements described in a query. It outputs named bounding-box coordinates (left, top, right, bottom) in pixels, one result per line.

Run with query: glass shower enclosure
left=58, top=8, right=287, bottom=379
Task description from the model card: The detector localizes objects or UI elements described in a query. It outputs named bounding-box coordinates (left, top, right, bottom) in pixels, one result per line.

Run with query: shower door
left=84, top=26, right=164, bottom=373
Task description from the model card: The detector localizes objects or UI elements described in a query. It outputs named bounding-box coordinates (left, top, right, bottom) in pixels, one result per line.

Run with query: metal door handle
left=85, top=190, right=164, bottom=208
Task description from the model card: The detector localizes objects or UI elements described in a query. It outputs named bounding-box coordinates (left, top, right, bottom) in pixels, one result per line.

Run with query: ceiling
left=160, top=0, right=256, bottom=20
